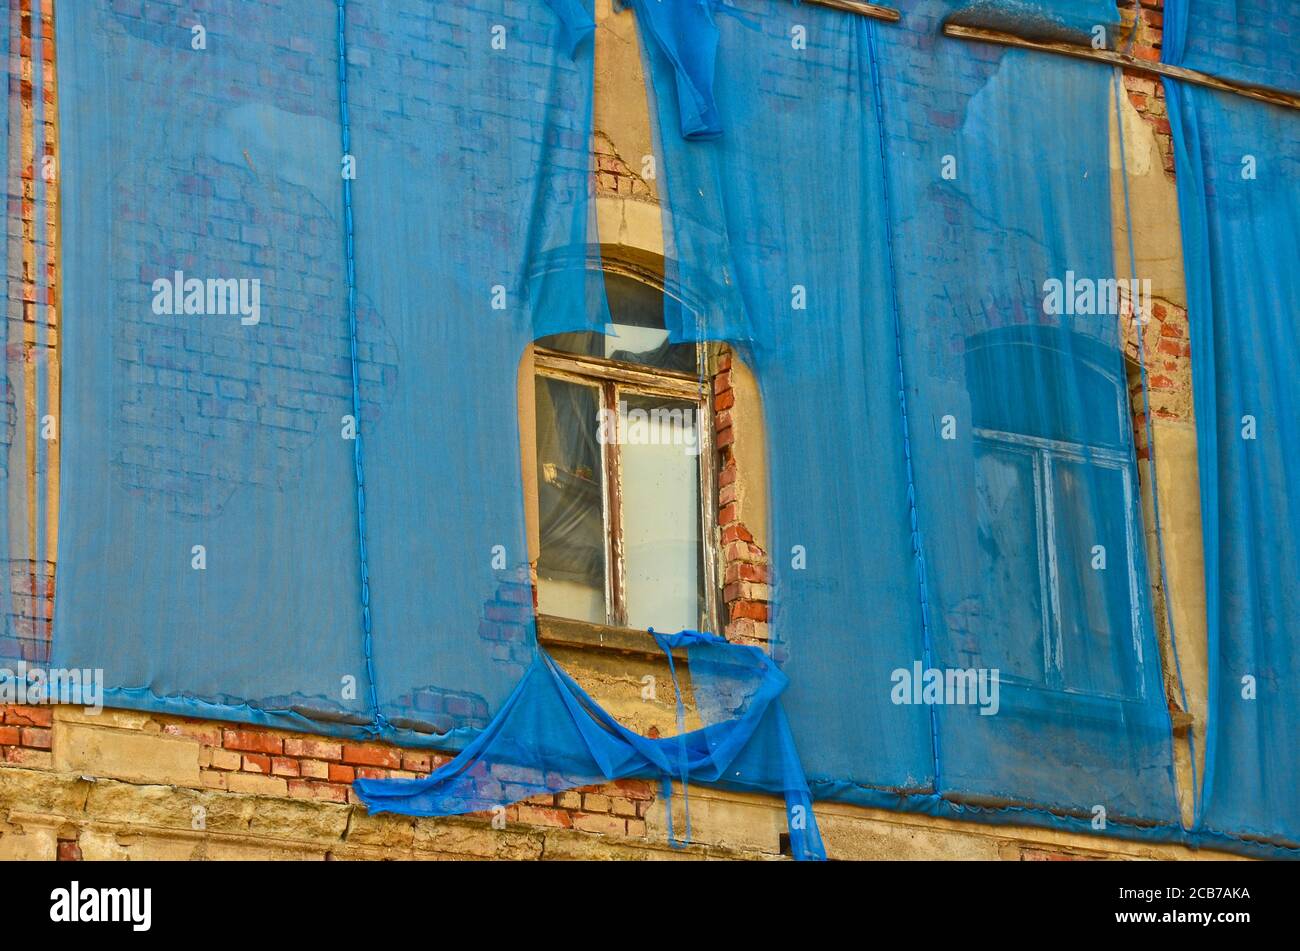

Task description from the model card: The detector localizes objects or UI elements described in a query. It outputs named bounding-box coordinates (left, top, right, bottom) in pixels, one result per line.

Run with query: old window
left=966, top=327, right=1146, bottom=701
left=530, top=268, right=718, bottom=634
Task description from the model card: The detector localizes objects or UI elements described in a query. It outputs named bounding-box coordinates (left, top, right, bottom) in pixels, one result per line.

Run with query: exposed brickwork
left=594, top=131, right=653, bottom=200
left=1120, top=1, right=1176, bottom=175
left=1117, top=2, right=1195, bottom=449
left=0, top=703, right=53, bottom=769
left=167, top=715, right=658, bottom=835
left=712, top=347, right=772, bottom=647
left=1125, top=297, right=1193, bottom=456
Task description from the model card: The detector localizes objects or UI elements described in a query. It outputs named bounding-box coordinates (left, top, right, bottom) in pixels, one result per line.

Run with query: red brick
left=4, top=705, right=52, bottom=727
left=729, top=601, right=769, bottom=622
left=20, top=727, right=52, bottom=750
left=242, top=753, right=272, bottom=774
left=341, top=743, right=401, bottom=769
left=282, top=738, right=343, bottom=761
left=222, top=729, right=283, bottom=755
left=328, top=763, right=356, bottom=783
left=613, top=779, right=655, bottom=801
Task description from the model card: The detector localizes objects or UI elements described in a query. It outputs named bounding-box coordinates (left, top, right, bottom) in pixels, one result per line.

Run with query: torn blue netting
left=1165, top=0, right=1300, bottom=849
left=357, top=631, right=826, bottom=860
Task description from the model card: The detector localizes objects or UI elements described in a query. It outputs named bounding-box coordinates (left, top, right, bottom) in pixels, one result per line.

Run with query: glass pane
left=534, top=377, right=606, bottom=624
left=619, top=393, right=705, bottom=632
left=536, top=272, right=696, bottom=373
left=1052, top=458, right=1141, bottom=699
left=969, top=441, right=1048, bottom=684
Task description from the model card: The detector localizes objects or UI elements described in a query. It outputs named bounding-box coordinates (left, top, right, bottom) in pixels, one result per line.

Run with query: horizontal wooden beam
left=805, top=0, right=901, bottom=24
left=943, top=24, right=1300, bottom=111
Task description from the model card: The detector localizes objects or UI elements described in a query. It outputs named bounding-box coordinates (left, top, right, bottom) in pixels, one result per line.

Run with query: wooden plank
left=805, top=0, right=902, bottom=23
left=943, top=24, right=1300, bottom=111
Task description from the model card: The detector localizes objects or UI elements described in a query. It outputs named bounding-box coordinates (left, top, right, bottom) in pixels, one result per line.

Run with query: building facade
left=0, top=0, right=1290, bottom=860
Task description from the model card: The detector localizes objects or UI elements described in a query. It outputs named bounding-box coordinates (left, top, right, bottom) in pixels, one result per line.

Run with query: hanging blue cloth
left=1164, top=0, right=1300, bottom=848
left=355, top=631, right=827, bottom=861
left=626, top=0, right=724, bottom=138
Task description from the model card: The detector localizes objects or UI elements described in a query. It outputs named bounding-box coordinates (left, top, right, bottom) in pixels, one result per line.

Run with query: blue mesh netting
left=51, top=0, right=824, bottom=857
left=41, top=0, right=1300, bottom=858
left=1164, top=1, right=1300, bottom=848
left=51, top=0, right=605, bottom=738
left=633, top=0, right=1201, bottom=845
left=1165, top=0, right=1300, bottom=94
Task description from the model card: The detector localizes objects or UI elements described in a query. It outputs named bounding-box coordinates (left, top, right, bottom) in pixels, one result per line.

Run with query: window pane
left=535, top=272, right=696, bottom=373
left=970, top=441, right=1048, bottom=684
left=619, top=394, right=705, bottom=633
left=1052, top=459, right=1141, bottom=699
left=534, top=377, right=606, bottom=624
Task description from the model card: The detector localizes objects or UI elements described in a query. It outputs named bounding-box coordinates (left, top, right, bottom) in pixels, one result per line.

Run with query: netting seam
left=336, top=0, right=386, bottom=736
left=864, top=18, right=942, bottom=793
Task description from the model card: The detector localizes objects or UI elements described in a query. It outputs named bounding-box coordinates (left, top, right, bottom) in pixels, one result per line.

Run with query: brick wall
left=1117, top=0, right=1196, bottom=458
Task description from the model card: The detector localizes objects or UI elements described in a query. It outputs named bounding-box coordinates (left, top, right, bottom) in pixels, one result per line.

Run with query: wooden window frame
left=973, top=427, right=1147, bottom=703
left=532, top=322, right=721, bottom=637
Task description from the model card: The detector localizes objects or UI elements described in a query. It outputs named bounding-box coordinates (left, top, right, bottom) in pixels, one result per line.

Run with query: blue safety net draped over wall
left=41, top=0, right=1298, bottom=858
left=636, top=0, right=1179, bottom=831
left=55, top=0, right=371, bottom=728
left=51, top=0, right=600, bottom=740
left=876, top=6, right=1178, bottom=824
left=1165, top=0, right=1300, bottom=847
left=53, top=0, right=826, bottom=858
left=631, top=0, right=936, bottom=798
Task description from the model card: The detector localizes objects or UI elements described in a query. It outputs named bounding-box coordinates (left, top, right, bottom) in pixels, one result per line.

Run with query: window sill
left=536, top=614, right=687, bottom=662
